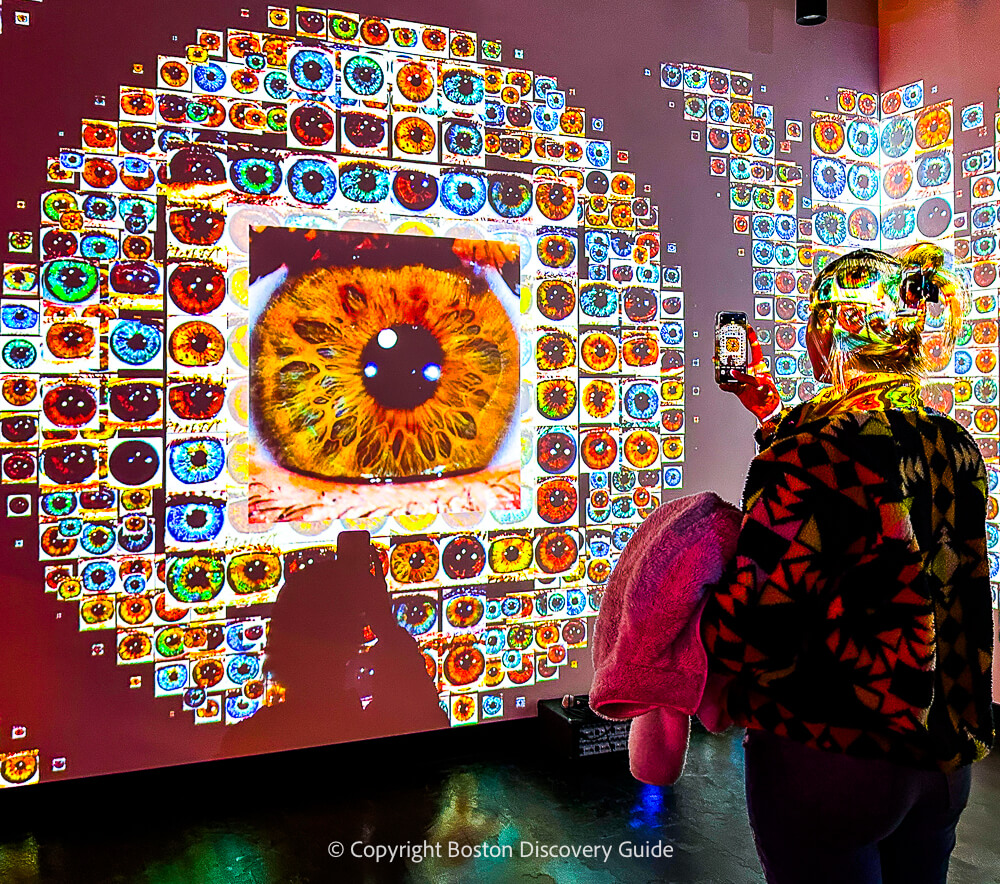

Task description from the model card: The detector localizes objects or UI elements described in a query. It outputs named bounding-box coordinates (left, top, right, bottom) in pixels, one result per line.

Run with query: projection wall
left=0, top=0, right=994, bottom=787
left=879, top=0, right=1000, bottom=702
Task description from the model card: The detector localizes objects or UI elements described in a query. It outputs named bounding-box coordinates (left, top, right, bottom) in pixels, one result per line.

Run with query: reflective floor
left=1, top=719, right=998, bottom=883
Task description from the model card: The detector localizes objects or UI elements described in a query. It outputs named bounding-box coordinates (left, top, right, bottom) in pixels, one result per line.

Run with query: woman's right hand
left=718, top=325, right=781, bottom=423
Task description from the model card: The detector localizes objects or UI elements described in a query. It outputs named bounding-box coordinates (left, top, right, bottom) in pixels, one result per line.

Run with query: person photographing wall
left=702, top=243, right=995, bottom=884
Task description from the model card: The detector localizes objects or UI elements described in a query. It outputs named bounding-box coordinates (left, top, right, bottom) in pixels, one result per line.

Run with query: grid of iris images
left=661, top=61, right=998, bottom=598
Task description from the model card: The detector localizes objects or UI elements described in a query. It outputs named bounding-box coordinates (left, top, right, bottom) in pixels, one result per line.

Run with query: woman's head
left=807, top=243, right=969, bottom=387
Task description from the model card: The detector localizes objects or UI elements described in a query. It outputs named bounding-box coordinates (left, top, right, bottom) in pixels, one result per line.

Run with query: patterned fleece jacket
left=701, top=373, right=995, bottom=772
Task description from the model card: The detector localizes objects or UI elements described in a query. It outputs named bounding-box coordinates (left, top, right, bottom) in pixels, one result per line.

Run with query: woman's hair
left=808, top=243, right=969, bottom=386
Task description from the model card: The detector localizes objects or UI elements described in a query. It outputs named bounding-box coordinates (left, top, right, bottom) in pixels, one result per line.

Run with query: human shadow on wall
left=222, top=530, right=448, bottom=757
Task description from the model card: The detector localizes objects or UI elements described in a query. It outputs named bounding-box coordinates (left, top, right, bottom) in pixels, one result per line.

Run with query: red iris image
left=536, top=478, right=578, bottom=524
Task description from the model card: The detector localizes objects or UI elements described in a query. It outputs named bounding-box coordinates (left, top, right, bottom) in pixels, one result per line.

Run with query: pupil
left=187, top=568, right=211, bottom=589
left=59, top=393, right=88, bottom=417
left=360, top=324, right=445, bottom=410
left=64, top=267, right=87, bottom=288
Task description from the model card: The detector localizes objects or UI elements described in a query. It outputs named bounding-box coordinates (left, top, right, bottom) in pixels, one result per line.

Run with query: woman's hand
left=718, top=325, right=781, bottom=423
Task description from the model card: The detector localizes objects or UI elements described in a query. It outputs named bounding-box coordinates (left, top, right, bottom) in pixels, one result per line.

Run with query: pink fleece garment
left=590, top=491, right=740, bottom=785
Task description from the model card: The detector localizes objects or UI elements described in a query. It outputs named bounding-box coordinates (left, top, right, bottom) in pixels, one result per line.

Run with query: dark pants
left=743, top=728, right=972, bottom=884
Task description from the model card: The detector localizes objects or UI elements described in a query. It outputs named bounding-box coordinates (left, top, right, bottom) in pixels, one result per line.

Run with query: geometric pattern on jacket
left=701, top=405, right=995, bottom=772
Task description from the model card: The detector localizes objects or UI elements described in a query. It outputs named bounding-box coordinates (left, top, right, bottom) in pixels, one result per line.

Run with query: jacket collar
left=776, top=373, right=923, bottom=436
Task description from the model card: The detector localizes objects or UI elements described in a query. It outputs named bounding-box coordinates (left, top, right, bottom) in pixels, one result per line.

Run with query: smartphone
left=714, top=311, right=749, bottom=384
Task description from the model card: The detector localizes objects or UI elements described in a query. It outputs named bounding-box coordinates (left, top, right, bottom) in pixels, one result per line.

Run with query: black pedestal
left=538, top=695, right=631, bottom=759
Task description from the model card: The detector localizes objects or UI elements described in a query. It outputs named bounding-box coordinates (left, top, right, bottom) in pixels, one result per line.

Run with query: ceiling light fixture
left=796, top=0, right=828, bottom=25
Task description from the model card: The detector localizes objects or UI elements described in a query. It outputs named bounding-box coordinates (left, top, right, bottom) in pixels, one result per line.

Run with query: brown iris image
left=249, top=229, right=521, bottom=524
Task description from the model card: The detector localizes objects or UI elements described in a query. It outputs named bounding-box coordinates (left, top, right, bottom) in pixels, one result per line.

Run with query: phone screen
left=715, top=312, right=748, bottom=383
